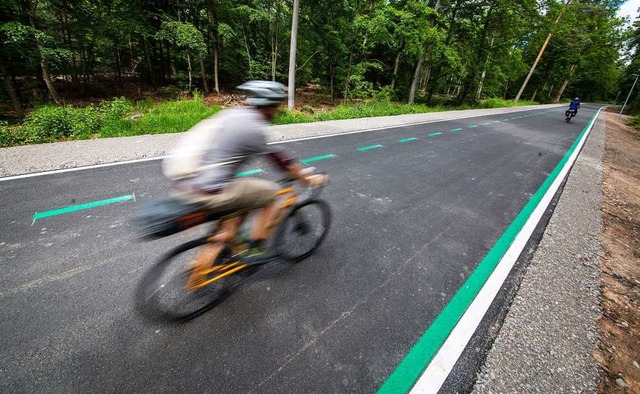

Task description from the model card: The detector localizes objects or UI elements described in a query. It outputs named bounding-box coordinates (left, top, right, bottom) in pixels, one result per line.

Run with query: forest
left=0, top=0, right=637, bottom=145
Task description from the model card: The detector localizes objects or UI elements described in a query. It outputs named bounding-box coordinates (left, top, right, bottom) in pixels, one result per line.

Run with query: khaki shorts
left=174, top=178, right=280, bottom=215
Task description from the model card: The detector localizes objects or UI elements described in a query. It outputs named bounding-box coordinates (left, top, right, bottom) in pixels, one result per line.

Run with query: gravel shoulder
left=0, top=104, right=562, bottom=177
left=473, top=111, right=606, bottom=393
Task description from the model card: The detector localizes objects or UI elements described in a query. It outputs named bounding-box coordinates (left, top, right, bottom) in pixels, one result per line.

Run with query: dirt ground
left=592, top=112, right=640, bottom=393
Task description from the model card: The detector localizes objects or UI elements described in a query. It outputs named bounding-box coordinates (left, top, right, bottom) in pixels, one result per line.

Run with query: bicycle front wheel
left=135, top=238, right=238, bottom=322
left=274, top=199, right=331, bottom=262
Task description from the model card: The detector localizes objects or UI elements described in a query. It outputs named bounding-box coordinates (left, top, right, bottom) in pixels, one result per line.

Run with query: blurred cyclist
left=569, top=97, right=580, bottom=115
left=163, top=80, right=326, bottom=258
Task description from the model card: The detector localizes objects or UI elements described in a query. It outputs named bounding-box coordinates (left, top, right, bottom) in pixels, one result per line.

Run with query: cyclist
left=569, top=97, right=580, bottom=115
left=164, top=80, right=326, bottom=258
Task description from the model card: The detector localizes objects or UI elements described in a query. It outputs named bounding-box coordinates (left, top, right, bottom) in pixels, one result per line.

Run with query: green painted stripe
left=468, top=125, right=478, bottom=128
left=377, top=109, right=601, bottom=394
left=236, top=168, right=264, bottom=177
left=428, top=132, right=442, bottom=137
left=399, top=138, right=418, bottom=143
left=357, top=144, right=383, bottom=151
left=502, top=119, right=510, bottom=121
left=450, top=128, right=463, bottom=132
left=33, top=194, right=135, bottom=220
left=482, top=122, right=491, bottom=126
left=301, top=154, right=336, bottom=164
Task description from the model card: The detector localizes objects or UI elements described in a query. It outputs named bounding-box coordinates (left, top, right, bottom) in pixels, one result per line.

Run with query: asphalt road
left=0, top=105, right=599, bottom=392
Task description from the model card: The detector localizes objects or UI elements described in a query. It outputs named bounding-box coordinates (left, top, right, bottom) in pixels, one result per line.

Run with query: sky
left=618, top=0, right=640, bottom=22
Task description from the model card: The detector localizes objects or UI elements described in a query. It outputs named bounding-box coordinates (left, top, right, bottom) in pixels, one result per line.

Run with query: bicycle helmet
left=236, top=80, right=288, bottom=106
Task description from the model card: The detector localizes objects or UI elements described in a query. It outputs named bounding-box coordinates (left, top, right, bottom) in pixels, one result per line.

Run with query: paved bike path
left=0, top=105, right=598, bottom=392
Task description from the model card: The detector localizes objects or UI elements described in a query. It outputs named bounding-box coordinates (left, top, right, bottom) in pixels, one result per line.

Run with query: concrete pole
left=618, top=74, right=639, bottom=119
left=287, top=0, right=300, bottom=111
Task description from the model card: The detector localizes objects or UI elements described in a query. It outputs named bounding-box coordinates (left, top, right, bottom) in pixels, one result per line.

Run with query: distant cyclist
left=569, top=97, right=580, bottom=115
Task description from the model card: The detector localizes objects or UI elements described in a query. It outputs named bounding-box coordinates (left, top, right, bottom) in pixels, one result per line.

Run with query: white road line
left=409, top=107, right=604, bottom=394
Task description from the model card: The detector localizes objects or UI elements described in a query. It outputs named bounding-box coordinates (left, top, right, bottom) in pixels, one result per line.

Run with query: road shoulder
left=473, top=111, right=605, bottom=393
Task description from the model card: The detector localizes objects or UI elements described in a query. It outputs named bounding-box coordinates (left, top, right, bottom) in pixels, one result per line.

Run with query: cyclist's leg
left=222, top=178, right=280, bottom=243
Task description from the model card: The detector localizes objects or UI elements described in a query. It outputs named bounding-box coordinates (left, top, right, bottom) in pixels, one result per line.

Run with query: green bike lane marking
left=377, top=108, right=602, bottom=393
left=236, top=168, right=265, bottom=177
left=29, top=107, right=562, bottom=221
left=357, top=144, right=384, bottom=151
left=33, top=194, right=136, bottom=221
left=301, top=154, right=337, bottom=164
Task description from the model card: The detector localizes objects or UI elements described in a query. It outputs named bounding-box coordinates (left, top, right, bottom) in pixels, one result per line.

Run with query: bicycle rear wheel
left=274, top=199, right=331, bottom=262
left=135, top=238, right=239, bottom=322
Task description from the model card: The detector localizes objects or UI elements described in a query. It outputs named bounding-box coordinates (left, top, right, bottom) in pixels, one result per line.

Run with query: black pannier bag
left=133, top=196, right=207, bottom=239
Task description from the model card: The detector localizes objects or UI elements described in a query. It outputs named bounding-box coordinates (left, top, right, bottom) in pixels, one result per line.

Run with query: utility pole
left=514, top=0, right=571, bottom=102
left=287, top=0, right=300, bottom=111
left=619, top=73, right=639, bottom=119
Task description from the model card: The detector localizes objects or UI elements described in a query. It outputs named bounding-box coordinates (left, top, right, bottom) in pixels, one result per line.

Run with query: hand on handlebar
left=305, top=173, right=328, bottom=188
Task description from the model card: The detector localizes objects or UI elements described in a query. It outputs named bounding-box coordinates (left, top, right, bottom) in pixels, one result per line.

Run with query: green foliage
left=627, top=114, right=640, bottom=129
left=478, top=99, right=538, bottom=109
left=101, top=98, right=219, bottom=138
left=24, top=105, right=102, bottom=141
left=100, top=97, right=134, bottom=120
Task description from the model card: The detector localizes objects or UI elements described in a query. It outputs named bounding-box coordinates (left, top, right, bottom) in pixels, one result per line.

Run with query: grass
left=0, top=97, right=539, bottom=147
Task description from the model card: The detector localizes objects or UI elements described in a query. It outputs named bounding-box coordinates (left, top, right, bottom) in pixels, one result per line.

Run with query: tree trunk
left=187, top=53, right=192, bottom=92
left=390, top=38, right=404, bottom=90
left=287, top=0, right=300, bottom=110
left=330, top=63, right=335, bottom=101
left=213, top=45, right=220, bottom=93
left=343, top=49, right=354, bottom=105
left=475, top=34, right=496, bottom=101
left=408, top=52, right=424, bottom=104
left=554, top=64, right=576, bottom=103
left=530, top=87, right=538, bottom=101
left=199, top=56, right=209, bottom=93
left=515, top=0, right=572, bottom=102
left=143, top=39, right=154, bottom=85
left=0, top=57, right=24, bottom=117
left=409, top=0, right=440, bottom=104
left=21, top=0, right=60, bottom=103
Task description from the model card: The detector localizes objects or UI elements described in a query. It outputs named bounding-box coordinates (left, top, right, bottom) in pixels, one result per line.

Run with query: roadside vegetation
left=0, top=0, right=634, bottom=147
left=0, top=94, right=538, bottom=147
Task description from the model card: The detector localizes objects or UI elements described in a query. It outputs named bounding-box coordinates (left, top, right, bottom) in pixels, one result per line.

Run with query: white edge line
left=0, top=156, right=166, bottom=182
left=409, top=107, right=604, bottom=394
left=0, top=106, right=564, bottom=182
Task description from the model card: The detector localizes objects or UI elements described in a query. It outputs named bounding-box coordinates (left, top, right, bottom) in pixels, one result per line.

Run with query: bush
left=24, top=105, right=102, bottom=142
left=478, top=98, right=538, bottom=108
left=100, top=97, right=134, bottom=120
left=0, top=121, right=43, bottom=147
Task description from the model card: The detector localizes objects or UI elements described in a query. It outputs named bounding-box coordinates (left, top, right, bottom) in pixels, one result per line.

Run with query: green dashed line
left=482, top=122, right=491, bottom=126
left=236, top=168, right=264, bottom=177
left=428, top=132, right=442, bottom=137
left=399, top=137, right=418, bottom=143
left=493, top=120, right=501, bottom=123
left=357, top=144, right=383, bottom=152
left=468, top=125, right=478, bottom=128
left=502, top=119, right=510, bottom=121
left=450, top=128, right=463, bottom=132
left=33, top=194, right=135, bottom=221
left=301, top=154, right=336, bottom=164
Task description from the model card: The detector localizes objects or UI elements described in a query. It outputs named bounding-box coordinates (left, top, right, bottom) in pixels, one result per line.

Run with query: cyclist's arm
left=266, top=151, right=323, bottom=186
